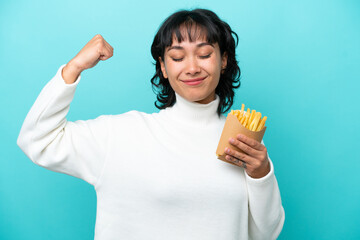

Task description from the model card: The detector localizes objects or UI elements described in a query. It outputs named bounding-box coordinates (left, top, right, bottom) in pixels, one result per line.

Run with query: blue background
left=1, top=0, right=359, bottom=239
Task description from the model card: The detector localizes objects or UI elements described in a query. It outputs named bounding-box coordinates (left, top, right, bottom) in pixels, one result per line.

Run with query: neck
left=194, top=93, right=216, bottom=104
left=162, top=92, right=221, bottom=127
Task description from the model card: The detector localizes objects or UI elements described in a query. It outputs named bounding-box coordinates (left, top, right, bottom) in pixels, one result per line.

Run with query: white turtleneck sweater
left=17, top=64, right=285, bottom=240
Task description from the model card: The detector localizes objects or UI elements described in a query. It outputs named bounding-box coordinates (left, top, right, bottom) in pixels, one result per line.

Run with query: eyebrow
left=167, top=42, right=214, bottom=52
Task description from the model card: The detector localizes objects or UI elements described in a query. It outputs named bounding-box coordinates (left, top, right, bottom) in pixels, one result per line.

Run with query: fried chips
left=229, top=104, right=267, bottom=132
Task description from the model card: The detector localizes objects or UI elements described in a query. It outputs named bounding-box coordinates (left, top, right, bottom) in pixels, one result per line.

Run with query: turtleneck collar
left=161, top=92, right=222, bottom=127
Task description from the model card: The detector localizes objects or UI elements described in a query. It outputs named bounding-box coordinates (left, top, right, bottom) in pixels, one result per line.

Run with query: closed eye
left=171, top=58, right=183, bottom=62
left=171, top=53, right=212, bottom=62
left=199, top=53, right=212, bottom=59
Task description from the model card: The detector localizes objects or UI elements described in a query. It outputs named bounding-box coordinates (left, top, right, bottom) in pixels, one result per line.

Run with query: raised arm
left=17, top=34, right=114, bottom=185
left=62, top=34, right=113, bottom=84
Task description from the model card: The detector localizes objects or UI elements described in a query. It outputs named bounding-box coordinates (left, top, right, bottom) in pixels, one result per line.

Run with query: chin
left=181, top=92, right=203, bottom=101
left=187, top=93, right=214, bottom=104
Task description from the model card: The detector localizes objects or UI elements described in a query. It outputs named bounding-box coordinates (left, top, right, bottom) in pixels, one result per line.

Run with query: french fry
left=234, top=110, right=239, bottom=118
left=249, top=110, right=256, bottom=127
left=256, top=116, right=267, bottom=131
left=249, top=114, right=255, bottom=130
left=237, top=111, right=243, bottom=122
left=238, top=111, right=243, bottom=122
left=240, top=103, right=245, bottom=117
left=249, top=120, right=254, bottom=131
left=257, top=112, right=262, bottom=129
left=250, top=112, right=261, bottom=131
left=240, top=115, right=246, bottom=125
left=244, top=116, right=249, bottom=127
left=243, top=108, right=250, bottom=127
left=229, top=104, right=267, bottom=132
left=243, top=112, right=249, bottom=127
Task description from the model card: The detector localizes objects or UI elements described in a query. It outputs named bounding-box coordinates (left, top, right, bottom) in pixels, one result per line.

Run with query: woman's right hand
left=62, top=34, right=114, bottom=84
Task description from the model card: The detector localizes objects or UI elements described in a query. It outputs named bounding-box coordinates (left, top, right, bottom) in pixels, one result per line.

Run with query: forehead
left=170, top=24, right=211, bottom=45
left=166, top=40, right=217, bottom=53
left=166, top=25, right=217, bottom=50
left=170, top=37, right=210, bottom=46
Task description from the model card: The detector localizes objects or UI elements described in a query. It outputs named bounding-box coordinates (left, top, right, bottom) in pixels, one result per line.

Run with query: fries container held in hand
left=216, top=113, right=267, bottom=166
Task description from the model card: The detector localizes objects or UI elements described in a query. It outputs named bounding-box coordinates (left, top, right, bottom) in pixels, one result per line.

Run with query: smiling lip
left=181, top=77, right=206, bottom=86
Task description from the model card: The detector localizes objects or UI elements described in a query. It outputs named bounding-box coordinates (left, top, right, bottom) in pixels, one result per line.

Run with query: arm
left=62, top=61, right=82, bottom=84
left=225, top=136, right=285, bottom=239
left=17, top=34, right=114, bottom=185
left=17, top=64, right=111, bottom=185
left=245, top=155, right=285, bottom=240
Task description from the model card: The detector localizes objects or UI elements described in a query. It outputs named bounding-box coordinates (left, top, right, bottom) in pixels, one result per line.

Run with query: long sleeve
left=17, top=64, right=111, bottom=186
left=245, top=145, right=285, bottom=240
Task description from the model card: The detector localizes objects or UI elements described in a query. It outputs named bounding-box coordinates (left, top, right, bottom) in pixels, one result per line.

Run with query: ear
left=221, top=52, right=228, bottom=73
left=159, top=57, right=168, bottom=79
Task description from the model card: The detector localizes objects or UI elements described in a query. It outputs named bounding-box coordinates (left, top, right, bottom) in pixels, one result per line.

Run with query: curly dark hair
left=150, top=8, right=241, bottom=116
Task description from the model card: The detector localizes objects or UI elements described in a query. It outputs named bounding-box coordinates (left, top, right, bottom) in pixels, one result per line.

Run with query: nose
left=185, top=57, right=201, bottom=75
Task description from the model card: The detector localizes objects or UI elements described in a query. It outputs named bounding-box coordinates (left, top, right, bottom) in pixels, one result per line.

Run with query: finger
left=229, top=137, right=261, bottom=157
left=103, top=41, right=113, bottom=54
left=99, top=55, right=108, bottom=60
left=236, top=134, right=265, bottom=151
left=99, top=44, right=113, bottom=60
left=225, top=147, right=256, bottom=166
left=102, top=37, right=113, bottom=48
left=105, top=41, right=114, bottom=52
left=102, top=38, right=114, bottom=54
left=225, top=154, right=248, bottom=169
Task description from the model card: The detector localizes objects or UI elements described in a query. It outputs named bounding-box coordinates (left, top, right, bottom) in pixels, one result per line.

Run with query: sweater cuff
left=55, top=64, right=82, bottom=88
left=245, top=156, right=275, bottom=185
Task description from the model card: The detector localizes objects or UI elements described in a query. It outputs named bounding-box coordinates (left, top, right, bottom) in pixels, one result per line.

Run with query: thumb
left=99, top=55, right=109, bottom=60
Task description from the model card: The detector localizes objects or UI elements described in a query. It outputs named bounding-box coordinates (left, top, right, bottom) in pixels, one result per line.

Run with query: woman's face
left=159, top=36, right=227, bottom=104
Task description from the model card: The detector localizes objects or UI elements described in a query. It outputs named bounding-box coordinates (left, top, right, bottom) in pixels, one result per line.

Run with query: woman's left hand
left=225, top=134, right=270, bottom=178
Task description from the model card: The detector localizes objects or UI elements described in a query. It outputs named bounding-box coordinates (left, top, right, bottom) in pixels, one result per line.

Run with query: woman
left=17, top=8, right=284, bottom=240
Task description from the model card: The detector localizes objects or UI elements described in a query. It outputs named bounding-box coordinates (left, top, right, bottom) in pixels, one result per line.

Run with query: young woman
left=18, top=8, right=284, bottom=240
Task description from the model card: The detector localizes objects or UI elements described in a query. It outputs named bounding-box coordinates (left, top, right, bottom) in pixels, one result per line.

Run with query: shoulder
left=108, top=110, right=157, bottom=126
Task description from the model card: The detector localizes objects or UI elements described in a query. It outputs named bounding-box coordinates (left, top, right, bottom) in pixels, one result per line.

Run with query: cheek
left=165, top=61, right=182, bottom=77
left=207, top=58, right=222, bottom=87
left=206, top=58, right=222, bottom=76
left=164, top=61, right=181, bottom=90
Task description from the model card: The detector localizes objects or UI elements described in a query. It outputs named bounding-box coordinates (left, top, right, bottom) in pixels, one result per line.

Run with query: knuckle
left=97, top=42, right=105, bottom=49
left=263, top=147, right=268, bottom=155
left=254, top=161, right=261, bottom=169
left=235, top=152, right=241, bottom=160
